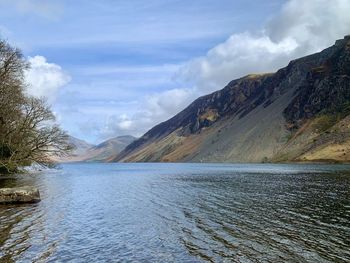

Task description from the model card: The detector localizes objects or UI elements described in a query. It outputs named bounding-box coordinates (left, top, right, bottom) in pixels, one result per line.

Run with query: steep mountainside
left=114, top=36, right=350, bottom=163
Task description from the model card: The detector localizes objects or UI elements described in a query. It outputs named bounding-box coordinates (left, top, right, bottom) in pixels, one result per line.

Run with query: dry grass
left=162, top=134, right=204, bottom=162
left=300, top=140, right=350, bottom=161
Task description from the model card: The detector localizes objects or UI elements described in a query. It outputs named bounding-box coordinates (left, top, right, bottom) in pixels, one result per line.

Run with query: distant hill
left=83, top=135, right=136, bottom=162
left=57, top=135, right=136, bottom=163
left=68, top=136, right=95, bottom=156
left=52, top=136, right=95, bottom=163
left=113, top=35, right=350, bottom=163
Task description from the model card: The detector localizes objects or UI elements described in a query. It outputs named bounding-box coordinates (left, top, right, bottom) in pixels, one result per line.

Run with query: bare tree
left=0, top=39, right=72, bottom=173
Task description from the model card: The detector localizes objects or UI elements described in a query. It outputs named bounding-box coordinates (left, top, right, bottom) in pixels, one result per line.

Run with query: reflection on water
left=0, top=163, right=350, bottom=262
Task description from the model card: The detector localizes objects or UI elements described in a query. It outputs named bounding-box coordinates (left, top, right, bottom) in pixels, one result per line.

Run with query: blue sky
left=1, top=0, right=349, bottom=144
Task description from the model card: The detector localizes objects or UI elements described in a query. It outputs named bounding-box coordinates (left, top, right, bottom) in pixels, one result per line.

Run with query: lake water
left=0, top=163, right=349, bottom=262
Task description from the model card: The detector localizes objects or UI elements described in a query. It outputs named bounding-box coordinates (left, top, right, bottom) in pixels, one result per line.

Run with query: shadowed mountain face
left=114, top=36, right=350, bottom=163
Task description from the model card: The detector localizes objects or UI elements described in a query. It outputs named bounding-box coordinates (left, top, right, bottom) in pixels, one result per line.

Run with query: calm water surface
left=0, top=163, right=349, bottom=262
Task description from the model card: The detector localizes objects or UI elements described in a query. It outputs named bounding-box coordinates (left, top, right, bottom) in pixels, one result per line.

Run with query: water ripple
left=0, top=163, right=349, bottom=262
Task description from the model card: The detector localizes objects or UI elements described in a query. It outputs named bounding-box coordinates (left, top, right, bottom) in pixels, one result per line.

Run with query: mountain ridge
left=84, top=135, right=136, bottom=162
left=113, top=35, right=350, bottom=163
left=58, top=135, right=136, bottom=163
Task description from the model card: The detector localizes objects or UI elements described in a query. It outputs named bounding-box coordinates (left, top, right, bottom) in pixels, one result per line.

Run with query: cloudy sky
left=0, top=0, right=349, bottom=144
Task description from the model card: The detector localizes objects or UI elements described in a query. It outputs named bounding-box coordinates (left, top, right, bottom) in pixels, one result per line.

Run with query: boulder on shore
left=0, top=186, right=41, bottom=204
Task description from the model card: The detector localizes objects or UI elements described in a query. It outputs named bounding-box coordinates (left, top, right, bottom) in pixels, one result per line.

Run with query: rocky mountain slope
left=113, top=35, right=350, bottom=163
left=58, top=135, right=136, bottom=162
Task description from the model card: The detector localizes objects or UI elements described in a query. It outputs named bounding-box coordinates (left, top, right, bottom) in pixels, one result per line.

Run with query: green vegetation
left=315, top=101, right=350, bottom=132
left=312, top=115, right=338, bottom=132
left=312, top=109, right=349, bottom=134
left=0, top=39, right=72, bottom=174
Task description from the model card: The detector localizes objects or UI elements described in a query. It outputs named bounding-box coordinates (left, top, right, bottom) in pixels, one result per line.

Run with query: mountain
left=68, top=136, right=95, bottom=156
left=83, top=135, right=136, bottom=162
left=114, top=35, right=350, bottom=163
left=52, top=136, right=95, bottom=163
left=57, top=135, right=136, bottom=163
left=52, top=135, right=136, bottom=163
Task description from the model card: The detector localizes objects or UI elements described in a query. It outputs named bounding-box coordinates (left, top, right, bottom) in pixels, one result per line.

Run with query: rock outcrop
left=0, top=186, right=41, bottom=204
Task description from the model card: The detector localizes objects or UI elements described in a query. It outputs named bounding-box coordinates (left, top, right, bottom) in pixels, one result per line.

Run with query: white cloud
left=266, top=0, right=350, bottom=47
left=99, top=114, right=145, bottom=140
left=25, top=56, right=71, bottom=103
left=96, top=88, right=196, bottom=139
left=117, top=114, right=133, bottom=130
left=145, top=88, right=196, bottom=118
left=179, top=0, right=350, bottom=93
left=178, top=33, right=298, bottom=93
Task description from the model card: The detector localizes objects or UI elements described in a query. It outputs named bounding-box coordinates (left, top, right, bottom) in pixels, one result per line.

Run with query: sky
left=0, top=0, right=349, bottom=144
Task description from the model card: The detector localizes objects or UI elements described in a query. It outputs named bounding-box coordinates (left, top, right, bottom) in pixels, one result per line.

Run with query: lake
left=0, top=163, right=349, bottom=262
